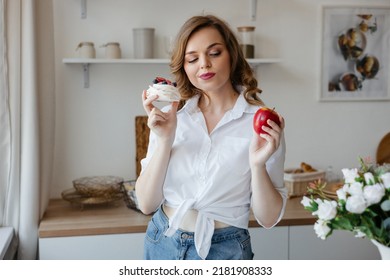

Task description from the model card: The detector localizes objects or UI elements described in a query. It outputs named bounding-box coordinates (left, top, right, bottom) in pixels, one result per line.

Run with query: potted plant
left=301, top=157, right=390, bottom=259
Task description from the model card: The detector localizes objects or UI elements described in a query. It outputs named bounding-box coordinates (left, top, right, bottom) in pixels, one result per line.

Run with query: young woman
left=135, top=14, right=287, bottom=260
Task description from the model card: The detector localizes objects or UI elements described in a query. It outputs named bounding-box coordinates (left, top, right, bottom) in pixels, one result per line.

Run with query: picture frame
left=320, top=5, right=390, bottom=101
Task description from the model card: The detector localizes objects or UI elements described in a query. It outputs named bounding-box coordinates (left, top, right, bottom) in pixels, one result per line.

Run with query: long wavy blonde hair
left=170, top=15, right=264, bottom=108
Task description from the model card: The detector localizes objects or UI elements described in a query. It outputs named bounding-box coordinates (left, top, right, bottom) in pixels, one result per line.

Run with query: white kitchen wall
left=51, top=0, right=390, bottom=198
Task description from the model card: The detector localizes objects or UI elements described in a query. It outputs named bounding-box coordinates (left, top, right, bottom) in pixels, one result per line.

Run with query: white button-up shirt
left=140, top=93, right=287, bottom=259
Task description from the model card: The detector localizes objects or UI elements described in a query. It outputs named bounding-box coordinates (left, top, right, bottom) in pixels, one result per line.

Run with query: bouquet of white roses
left=301, top=158, right=390, bottom=247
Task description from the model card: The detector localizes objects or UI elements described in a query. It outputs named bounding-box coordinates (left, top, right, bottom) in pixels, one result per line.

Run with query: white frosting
left=147, top=84, right=180, bottom=102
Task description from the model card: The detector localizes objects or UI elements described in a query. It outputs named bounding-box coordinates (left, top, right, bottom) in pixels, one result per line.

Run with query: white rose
left=313, top=200, right=338, bottom=221
left=346, top=195, right=367, bottom=214
left=380, top=173, right=390, bottom=189
left=314, top=220, right=331, bottom=240
left=342, top=168, right=359, bottom=183
left=364, top=172, right=375, bottom=185
left=348, top=181, right=364, bottom=196
left=301, top=196, right=312, bottom=208
left=314, top=198, right=323, bottom=208
left=363, top=183, right=385, bottom=206
left=336, top=184, right=348, bottom=201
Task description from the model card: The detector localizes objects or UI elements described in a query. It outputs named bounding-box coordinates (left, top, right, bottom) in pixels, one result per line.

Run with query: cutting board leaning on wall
left=377, top=132, right=390, bottom=164
left=135, top=116, right=150, bottom=177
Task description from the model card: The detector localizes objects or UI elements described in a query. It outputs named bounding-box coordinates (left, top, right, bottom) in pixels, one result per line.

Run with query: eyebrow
left=185, top=42, right=224, bottom=55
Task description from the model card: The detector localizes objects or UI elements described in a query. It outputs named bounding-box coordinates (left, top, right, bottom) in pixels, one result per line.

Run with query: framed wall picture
left=320, top=5, right=390, bottom=101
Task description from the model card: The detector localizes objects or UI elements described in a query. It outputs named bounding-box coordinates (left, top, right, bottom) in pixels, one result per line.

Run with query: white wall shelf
left=62, top=58, right=282, bottom=88
left=62, top=57, right=281, bottom=65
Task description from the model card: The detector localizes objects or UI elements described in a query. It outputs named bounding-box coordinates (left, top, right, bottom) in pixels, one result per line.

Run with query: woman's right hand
left=142, top=90, right=179, bottom=143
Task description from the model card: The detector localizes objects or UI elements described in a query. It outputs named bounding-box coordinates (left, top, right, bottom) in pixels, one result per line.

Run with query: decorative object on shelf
left=76, top=42, right=96, bottom=58
left=301, top=157, right=390, bottom=259
left=320, top=5, right=390, bottom=101
left=61, top=175, right=125, bottom=208
left=133, top=28, right=155, bottom=59
left=237, top=26, right=255, bottom=58
left=101, top=42, right=121, bottom=59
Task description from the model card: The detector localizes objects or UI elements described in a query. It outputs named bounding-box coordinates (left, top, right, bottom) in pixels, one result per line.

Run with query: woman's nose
left=200, top=56, right=211, bottom=69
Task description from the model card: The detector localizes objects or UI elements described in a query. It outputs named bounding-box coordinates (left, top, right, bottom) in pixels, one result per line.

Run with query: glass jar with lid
left=237, top=26, right=255, bottom=58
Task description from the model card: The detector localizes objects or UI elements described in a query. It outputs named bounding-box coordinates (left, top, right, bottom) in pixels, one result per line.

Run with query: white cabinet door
left=39, top=233, right=145, bottom=260
left=40, top=229, right=288, bottom=260
left=249, top=226, right=288, bottom=260
left=41, top=225, right=381, bottom=260
left=289, top=225, right=380, bottom=260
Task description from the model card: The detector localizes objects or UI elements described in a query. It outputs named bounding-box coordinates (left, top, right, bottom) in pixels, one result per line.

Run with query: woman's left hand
left=249, top=115, right=285, bottom=168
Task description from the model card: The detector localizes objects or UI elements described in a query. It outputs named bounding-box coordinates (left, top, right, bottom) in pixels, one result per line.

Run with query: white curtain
left=0, top=0, right=55, bottom=259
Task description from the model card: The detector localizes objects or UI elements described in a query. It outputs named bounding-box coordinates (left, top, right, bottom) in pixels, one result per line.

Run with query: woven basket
left=73, top=176, right=124, bottom=197
left=61, top=188, right=123, bottom=206
left=284, top=169, right=325, bottom=198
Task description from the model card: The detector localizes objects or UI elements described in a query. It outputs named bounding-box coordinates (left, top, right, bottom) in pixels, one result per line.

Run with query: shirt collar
left=230, top=92, right=258, bottom=119
left=179, top=89, right=259, bottom=118
left=179, top=94, right=201, bottom=115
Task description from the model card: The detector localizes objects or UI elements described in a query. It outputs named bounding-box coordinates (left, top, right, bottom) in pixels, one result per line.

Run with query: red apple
left=253, top=107, right=281, bottom=135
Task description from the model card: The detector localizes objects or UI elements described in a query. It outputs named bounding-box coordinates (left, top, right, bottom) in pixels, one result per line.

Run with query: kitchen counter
left=38, top=197, right=315, bottom=238
left=38, top=198, right=380, bottom=260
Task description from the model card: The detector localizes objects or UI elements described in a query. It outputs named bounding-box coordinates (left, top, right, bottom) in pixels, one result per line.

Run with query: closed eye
left=187, top=57, right=198, bottom=63
left=209, top=51, right=221, bottom=57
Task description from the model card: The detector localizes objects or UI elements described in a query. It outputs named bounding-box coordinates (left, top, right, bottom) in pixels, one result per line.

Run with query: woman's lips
left=199, top=72, right=215, bottom=80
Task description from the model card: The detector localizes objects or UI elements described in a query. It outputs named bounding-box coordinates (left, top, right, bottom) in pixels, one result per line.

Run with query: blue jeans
left=143, top=206, right=254, bottom=260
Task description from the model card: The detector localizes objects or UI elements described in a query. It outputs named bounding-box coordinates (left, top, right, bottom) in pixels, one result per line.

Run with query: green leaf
left=380, top=199, right=390, bottom=211
left=331, top=216, right=354, bottom=231
left=365, top=207, right=380, bottom=218
left=360, top=216, right=381, bottom=239
left=361, top=216, right=386, bottom=239
left=357, top=226, right=374, bottom=239
left=338, top=199, right=347, bottom=210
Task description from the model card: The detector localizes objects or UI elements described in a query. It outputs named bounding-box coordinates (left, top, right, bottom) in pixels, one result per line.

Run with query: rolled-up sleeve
left=255, top=132, right=287, bottom=229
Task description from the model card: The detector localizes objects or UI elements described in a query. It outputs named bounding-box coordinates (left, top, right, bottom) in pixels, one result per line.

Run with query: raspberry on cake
left=146, top=77, right=180, bottom=102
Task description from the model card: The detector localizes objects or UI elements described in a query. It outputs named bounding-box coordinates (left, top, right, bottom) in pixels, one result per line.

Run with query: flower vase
left=371, top=240, right=390, bottom=260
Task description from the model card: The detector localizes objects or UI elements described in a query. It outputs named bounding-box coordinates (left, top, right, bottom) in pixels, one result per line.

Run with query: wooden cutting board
left=135, top=116, right=150, bottom=176
left=377, top=132, right=390, bottom=164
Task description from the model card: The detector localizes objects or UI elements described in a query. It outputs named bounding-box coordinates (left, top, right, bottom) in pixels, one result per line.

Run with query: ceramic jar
left=76, top=42, right=96, bottom=58
left=102, top=42, right=121, bottom=59
left=133, top=28, right=155, bottom=59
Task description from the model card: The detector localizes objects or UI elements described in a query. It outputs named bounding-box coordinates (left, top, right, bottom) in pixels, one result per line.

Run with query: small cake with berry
left=146, top=77, right=180, bottom=102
